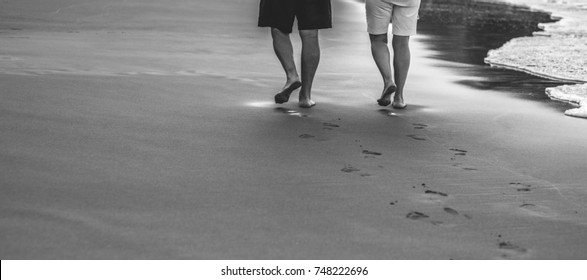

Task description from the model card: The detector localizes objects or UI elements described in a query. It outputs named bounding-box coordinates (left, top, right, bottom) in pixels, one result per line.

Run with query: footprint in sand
left=519, top=203, right=558, bottom=218
left=443, top=207, right=460, bottom=216
left=412, top=123, right=428, bottom=130
left=406, top=211, right=429, bottom=220
left=491, top=233, right=530, bottom=258
left=412, top=188, right=449, bottom=204
left=462, top=167, right=478, bottom=171
left=406, top=211, right=446, bottom=226
left=412, top=183, right=448, bottom=196
left=450, top=148, right=467, bottom=155
left=425, top=190, right=448, bottom=197
left=510, top=182, right=532, bottom=192
left=299, top=133, right=330, bottom=142
left=354, top=140, right=382, bottom=158
left=442, top=207, right=473, bottom=220
left=452, top=163, right=477, bottom=171
left=341, top=165, right=361, bottom=173
left=498, top=241, right=529, bottom=255
left=412, top=183, right=429, bottom=190
left=449, top=148, right=467, bottom=160
left=362, top=150, right=382, bottom=156
left=323, top=122, right=340, bottom=130
left=299, top=134, right=315, bottom=139
left=407, top=134, right=426, bottom=141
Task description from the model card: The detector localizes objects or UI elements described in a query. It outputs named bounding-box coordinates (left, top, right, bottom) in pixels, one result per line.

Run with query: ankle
left=299, top=92, right=311, bottom=100
left=286, top=73, right=300, bottom=82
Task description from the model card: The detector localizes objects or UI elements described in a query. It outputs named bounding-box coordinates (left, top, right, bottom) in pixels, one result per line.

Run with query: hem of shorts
left=367, top=30, right=417, bottom=36
left=258, top=24, right=293, bottom=33
left=258, top=24, right=332, bottom=32
left=391, top=32, right=417, bottom=36
left=367, top=28, right=389, bottom=35
left=298, top=26, right=332, bottom=31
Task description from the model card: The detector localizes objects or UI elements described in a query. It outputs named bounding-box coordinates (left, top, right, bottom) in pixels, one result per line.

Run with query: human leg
left=388, top=3, right=419, bottom=109
left=258, top=0, right=301, bottom=103
left=366, top=0, right=396, bottom=106
left=295, top=0, right=331, bottom=108
left=369, top=33, right=397, bottom=106
left=298, top=29, right=320, bottom=108
left=271, top=28, right=301, bottom=103
left=391, top=35, right=410, bottom=108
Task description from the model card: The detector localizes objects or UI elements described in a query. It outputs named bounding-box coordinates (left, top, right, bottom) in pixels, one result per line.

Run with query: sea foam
left=485, top=0, right=587, bottom=118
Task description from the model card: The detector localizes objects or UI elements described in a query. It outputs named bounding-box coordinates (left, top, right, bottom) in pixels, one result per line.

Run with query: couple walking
left=258, top=0, right=421, bottom=109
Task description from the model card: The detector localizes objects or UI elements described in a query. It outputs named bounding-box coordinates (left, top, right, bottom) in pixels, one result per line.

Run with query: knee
left=369, top=33, right=388, bottom=44
left=392, top=36, right=410, bottom=50
left=299, top=30, right=319, bottom=41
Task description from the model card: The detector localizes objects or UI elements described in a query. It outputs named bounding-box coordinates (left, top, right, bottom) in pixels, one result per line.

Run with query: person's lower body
left=258, top=0, right=331, bottom=108
left=270, top=28, right=302, bottom=104
left=366, top=0, right=420, bottom=109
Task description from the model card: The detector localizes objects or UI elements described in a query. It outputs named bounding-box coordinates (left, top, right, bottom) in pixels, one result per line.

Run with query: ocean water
left=416, top=0, right=571, bottom=104
left=486, top=0, right=587, bottom=118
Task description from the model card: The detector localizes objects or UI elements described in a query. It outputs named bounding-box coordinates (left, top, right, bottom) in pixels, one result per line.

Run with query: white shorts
left=366, top=0, right=421, bottom=36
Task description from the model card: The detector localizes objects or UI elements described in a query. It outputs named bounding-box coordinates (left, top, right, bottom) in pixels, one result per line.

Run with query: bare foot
left=392, top=101, right=407, bottom=109
left=274, top=81, right=302, bottom=104
left=377, top=85, right=396, bottom=106
left=392, top=94, right=406, bottom=109
left=299, top=99, right=316, bottom=108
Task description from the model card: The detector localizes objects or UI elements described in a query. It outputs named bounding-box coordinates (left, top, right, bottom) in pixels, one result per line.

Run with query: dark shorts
left=258, top=0, right=332, bottom=33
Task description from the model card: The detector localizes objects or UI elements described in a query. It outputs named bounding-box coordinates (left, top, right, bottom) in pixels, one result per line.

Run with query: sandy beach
left=1, top=0, right=587, bottom=259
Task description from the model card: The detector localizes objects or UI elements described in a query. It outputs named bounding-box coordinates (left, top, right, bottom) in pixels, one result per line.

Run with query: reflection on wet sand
left=416, top=0, right=572, bottom=110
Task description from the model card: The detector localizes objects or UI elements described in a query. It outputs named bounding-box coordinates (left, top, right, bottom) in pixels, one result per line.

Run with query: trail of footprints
left=449, top=148, right=479, bottom=171
left=293, top=113, right=535, bottom=257
left=400, top=183, right=472, bottom=227
left=296, top=117, right=476, bottom=175
left=401, top=181, right=532, bottom=257
left=510, top=182, right=532, bottom=192
left=406, top=123, right=428, bottom=141
left=298, top=120, right=478, bottom=177
left=297, top=119, right=343, bottom=141
left=339, top=139, right=383, bottom=177
left=295, top=118, right=384, bottom=177
left=335, top=122, right=434, bottom=177
left=509, top=182, right=562, bottom=219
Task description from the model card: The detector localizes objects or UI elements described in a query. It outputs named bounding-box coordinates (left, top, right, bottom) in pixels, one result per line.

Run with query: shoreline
left=357, top=0, right=587, bottom=118
left=484, top=59, right=586, bottom=85
left=485, top=0, right=587, bottom=118
left=415, top=0, right=574, bottom=114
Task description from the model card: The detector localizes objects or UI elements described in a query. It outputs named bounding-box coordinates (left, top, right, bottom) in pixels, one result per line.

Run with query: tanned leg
left=391, top=35, right=411, bottom=109
left=369, top=33, right=396, bottom=106
left=271, top=28, right=302, bottom=104
left=298, top=29, right=320, bottom=108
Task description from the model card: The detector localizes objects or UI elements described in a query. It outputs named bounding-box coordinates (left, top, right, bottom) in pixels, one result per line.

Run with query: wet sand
left=1, top=0, right=587, bottom=259
left=418, top=0, right=571, bottom=106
